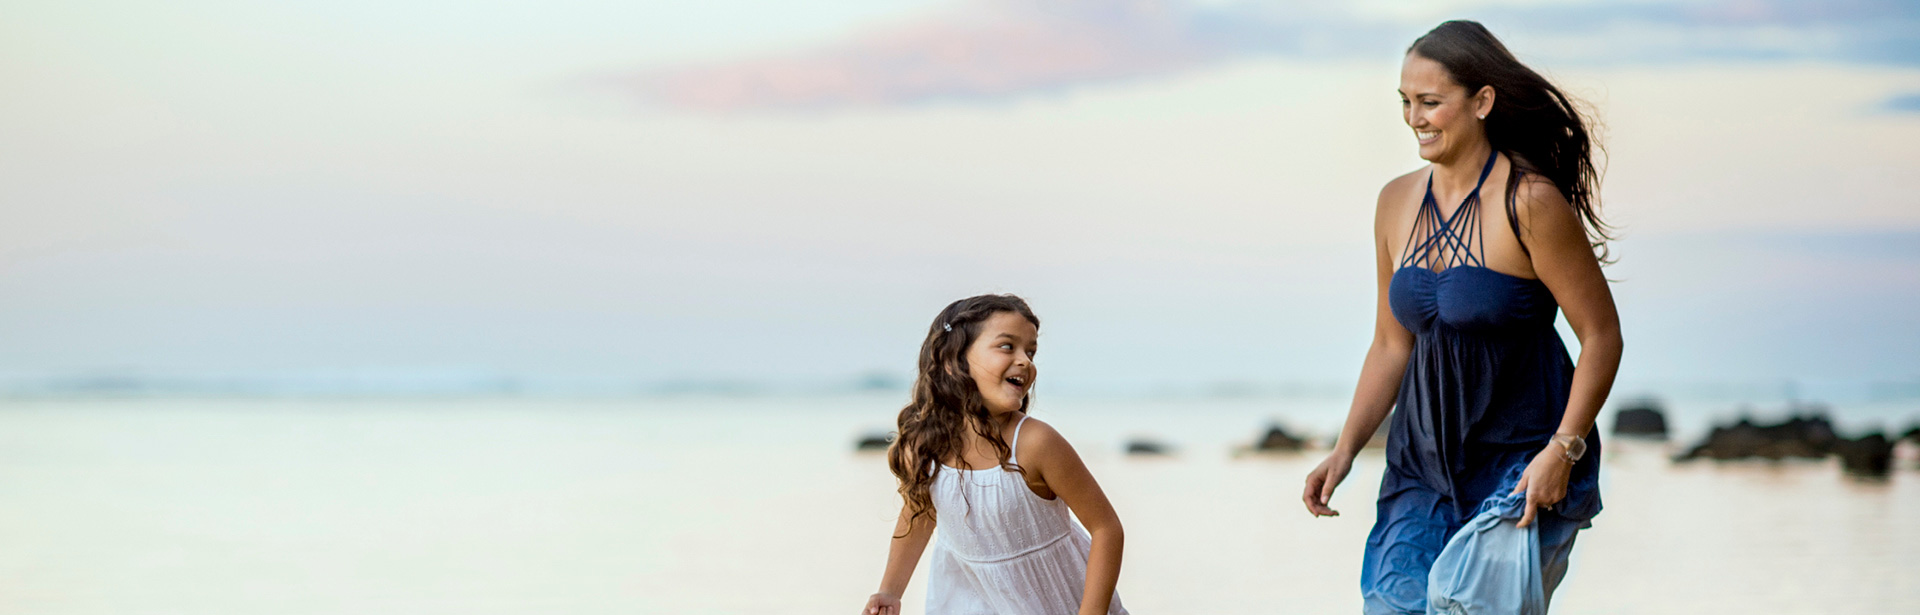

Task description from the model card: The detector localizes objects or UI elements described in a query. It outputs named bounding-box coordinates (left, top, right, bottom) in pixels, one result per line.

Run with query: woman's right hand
left=862, top=592, right=901, bottom=615
left=1302, top=451, right=1355, bottom=517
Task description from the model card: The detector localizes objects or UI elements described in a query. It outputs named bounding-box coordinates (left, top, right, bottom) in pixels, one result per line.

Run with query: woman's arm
left=1020, top=419, right=1122, bottom=615
left=1507, top=177, right=1623, bottom=528
left=864, top=504, right=935, bottom=615
left=1304, top=179, right=1418, bottom=517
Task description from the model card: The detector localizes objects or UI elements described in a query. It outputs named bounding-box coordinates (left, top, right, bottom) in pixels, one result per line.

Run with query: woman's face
left=964, top=311, right=1037, bottom=415
left=1399, top=52, right=1492, bottom=163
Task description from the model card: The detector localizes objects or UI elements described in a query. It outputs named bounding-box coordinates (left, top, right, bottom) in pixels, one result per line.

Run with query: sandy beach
left=0, top=395, right=1914, bottom=614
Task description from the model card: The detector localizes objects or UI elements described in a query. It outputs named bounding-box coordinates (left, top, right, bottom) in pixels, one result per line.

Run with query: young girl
left=862, top=294, right=1128, bottom=615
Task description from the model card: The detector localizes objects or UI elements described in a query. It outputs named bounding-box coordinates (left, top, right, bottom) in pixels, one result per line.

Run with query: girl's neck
left=950, top=410, right=1024, bottom=469
left=972, top=409, right=1022, bottom=432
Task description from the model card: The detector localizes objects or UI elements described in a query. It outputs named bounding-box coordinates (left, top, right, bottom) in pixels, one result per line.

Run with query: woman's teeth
left=1417, top=130, right=1438, bottom=141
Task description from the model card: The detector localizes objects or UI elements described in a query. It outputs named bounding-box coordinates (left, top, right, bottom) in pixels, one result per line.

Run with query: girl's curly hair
left=888, top=294, right=1038, bottom=533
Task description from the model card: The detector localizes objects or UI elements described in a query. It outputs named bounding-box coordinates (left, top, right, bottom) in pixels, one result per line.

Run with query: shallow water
left=0, top=396, right=1914, bottom=614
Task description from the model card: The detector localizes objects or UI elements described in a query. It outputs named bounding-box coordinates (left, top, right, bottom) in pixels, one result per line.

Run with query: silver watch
left=1550, top=433, right=1587, bottom=462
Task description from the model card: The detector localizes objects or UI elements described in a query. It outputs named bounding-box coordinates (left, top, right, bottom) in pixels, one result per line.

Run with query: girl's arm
left=1020, top=419, right=1122, bottom=615
left=1507, top=178, right=1622, bottom=528
left=1304, top=178, right=1418, bottom=517
left=865, top=504, right=935, bottom=615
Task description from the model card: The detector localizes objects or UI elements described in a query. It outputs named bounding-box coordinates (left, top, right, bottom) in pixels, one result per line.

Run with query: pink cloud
left=629, top=0, right=1228, bottom=111
left=619, top=0, right=1920, bottom=112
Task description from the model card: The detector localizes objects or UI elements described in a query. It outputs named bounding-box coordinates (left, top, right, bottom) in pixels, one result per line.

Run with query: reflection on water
left=0, top=397, right=1914, bottom=614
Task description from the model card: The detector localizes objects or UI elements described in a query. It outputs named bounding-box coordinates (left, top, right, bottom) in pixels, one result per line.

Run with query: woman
left=1301, top=20, right=1622, bottom=614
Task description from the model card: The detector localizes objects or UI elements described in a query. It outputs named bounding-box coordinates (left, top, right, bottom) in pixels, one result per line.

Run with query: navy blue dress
left=1359, top=150, right=1602, bottom=614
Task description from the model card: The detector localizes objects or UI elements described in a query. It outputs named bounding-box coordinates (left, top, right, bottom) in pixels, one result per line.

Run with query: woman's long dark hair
left=888, top=294, right=1038, bottom=533
left=1410, top=20, right=1614, bottom=264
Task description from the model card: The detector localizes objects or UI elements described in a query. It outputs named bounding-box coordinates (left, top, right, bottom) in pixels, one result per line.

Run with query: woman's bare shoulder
left=1375, top=168, right=1428, bottom=228
left=1510, top=173, right=1578, bottom=231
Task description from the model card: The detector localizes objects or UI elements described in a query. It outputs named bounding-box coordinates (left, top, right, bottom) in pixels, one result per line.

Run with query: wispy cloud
left=1882, top=92, right=1920, bottom=113
left=626, top=0, right=1315, bottom=111
left=623, top=0, right=1920, bottom=111
left=1478, top=0, right=1920, bottom=66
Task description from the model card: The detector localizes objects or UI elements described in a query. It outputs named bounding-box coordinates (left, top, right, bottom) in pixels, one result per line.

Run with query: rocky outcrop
left=1678, top=414, right=1839, bottom=461
left=1833, top=433, right=1894, bottom=477
left=854, top=431, right=893, bottom=451
left=1611, top=400, right=1669, bottom=439
left=1253, top=424, right=1308, bottom=452
left=1679, top=411, right=1896, bottom=477
left=1125, top=438, right=1171, bottom=455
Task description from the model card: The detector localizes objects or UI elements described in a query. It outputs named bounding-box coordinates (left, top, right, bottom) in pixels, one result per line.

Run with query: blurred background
left=2, top=0, right=1917, bottom=613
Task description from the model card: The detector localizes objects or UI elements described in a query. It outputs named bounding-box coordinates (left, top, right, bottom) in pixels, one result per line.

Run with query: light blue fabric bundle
left=1425, top=489, right=1546, bottom=615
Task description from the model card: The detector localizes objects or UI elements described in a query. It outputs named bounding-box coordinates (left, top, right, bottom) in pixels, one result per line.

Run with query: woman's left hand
left=1509, top=444, right=1573, bottom=529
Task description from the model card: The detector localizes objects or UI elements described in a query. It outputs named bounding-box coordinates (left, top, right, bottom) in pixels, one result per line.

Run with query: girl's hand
left=862, top=592, right=901, bottom=615
left=1303, top=451, right=1355, bottom=517
left=1509, top=443, right=1573, bottom=528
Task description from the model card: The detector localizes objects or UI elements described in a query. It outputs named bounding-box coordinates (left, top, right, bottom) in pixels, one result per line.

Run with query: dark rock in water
left=854, top=431, right=893, bottom=451
left=1834, top=433, right=1894, bottom=477
left=1611, top=401, right=1669, bottom=438
left=1254, top=424, right=1308, bottom=452
left=1125, top=438, right=1171, bottom=455
left=1679, top=414, right=1839, bottom=461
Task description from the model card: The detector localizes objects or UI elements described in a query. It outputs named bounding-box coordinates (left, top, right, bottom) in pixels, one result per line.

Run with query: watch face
left=1565, top=436, right=1587, bottom=460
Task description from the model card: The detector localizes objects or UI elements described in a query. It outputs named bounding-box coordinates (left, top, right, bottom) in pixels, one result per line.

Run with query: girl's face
left=964, top=311, right=1038, bottom=415
left=1399, top=52, right=1493, bottom=163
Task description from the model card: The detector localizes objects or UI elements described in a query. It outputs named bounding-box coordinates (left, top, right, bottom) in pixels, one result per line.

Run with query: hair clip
left=942, top=322, right=952, bottom=332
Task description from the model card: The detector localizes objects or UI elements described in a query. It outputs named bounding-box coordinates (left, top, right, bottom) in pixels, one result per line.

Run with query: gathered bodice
left=1389, top=265, right=1558, bottom=336
left=931, top=463, right=1075, bottom=562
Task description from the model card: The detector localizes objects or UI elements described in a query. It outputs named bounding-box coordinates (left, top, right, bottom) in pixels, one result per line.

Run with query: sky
left=2, top=0, right=1918, bottom=398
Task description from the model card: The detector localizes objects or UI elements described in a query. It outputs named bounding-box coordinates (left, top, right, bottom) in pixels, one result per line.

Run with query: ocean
left=0, top=395, right=1914, bottom=614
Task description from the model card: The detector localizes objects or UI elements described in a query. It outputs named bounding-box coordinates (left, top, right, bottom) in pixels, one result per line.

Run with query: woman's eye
left=1423, top=101, right=1439, bottom=107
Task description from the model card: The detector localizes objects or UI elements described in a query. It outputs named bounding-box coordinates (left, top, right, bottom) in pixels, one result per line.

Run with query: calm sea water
left=0, top=396, right=1915, bottom=614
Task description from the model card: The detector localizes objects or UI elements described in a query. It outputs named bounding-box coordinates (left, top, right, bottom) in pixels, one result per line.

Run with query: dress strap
left=1397, top=148, right=1500, bottom=271
left=1009, top=414, right=1030, bottom=465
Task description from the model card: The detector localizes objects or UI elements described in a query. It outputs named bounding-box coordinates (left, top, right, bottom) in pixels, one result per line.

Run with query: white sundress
left=925, top=415, right=1128, bottom=615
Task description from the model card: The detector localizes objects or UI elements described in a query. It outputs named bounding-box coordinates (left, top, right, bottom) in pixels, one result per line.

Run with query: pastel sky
left=2, top=0, right=1917, bottom=397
